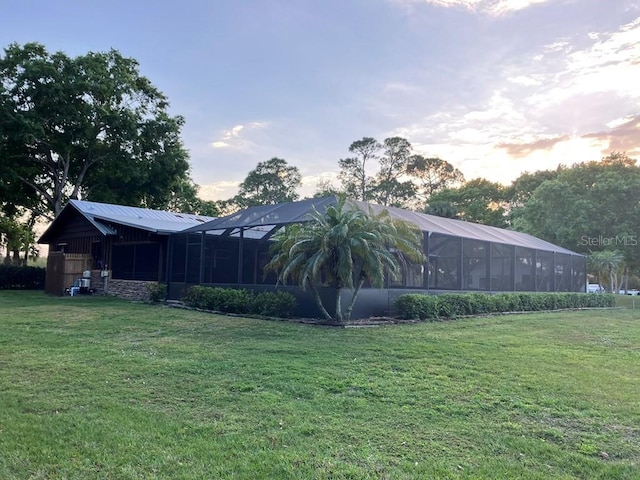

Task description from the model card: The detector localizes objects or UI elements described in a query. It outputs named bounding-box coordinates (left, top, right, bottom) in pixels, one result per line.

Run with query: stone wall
left=88, top=270, right=153, bottom=302
left=107, top=278, right=154, bottom=302
left=88, top=270, right=106, bottom=295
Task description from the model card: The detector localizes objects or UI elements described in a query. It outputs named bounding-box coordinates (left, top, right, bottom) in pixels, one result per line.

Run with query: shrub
left=437, top=293, right=473, bottom=317
left=145, top=282, right=167, bottom=303
left=220, top=288, right=254, bottom=314
left=182, top=285, right=204, bottom=307
left=182, top=286, right=297, bottom=319
left=490, top=293, right=512, bottom=313
left=395, top=294, right=438, bottom=320
left=469, top=293, right=495, bottom=314
left=0, top=265, right=45, bottom=290
left=182, top=286, right=250, bottom=313
left=251, top=291, right=297, bottom=318
left=395, top=292, right=616, bottom=320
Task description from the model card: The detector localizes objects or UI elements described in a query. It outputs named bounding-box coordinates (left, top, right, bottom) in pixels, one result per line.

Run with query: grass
left=1, top=291, right=639, bottom=479
left=616, top=294, right=640, bottom=310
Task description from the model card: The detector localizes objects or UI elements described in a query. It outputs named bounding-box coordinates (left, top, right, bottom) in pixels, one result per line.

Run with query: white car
left=618, top=289, right=640, bottom=296
left=587, top=284, right=605, bottom=293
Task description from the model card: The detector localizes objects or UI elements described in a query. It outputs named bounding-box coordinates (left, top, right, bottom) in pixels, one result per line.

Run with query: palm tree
left=588, top=250, right=625, bottom=293
left=265, top=197, right=425, bottom=322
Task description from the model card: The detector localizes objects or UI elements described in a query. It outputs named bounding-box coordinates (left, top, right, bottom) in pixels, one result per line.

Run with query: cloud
left=582, top=114, right=640, bottom=156
left=393, top=91, right=532, bottom=149
left=488, top=0, right=550, bottom=16
left=198, top=181, right=240, bottom=201
left=399, top=16, right=640, bottom=141
left=210, top=122, right=268, bottom=150
left=383, top=14, right=640, bottom=186
left=299, top=171, right=339, bottom=196
left=507, top=75, right=544, bottom=86
left=526, top=16, right=640, bottom=115
left=497, top=135, right=570, bottom=157
left=543, top=39, right=572, bottom=53
left=198, top=172, right=340, bottom=201
left=388, top=0, right=551, bottom=16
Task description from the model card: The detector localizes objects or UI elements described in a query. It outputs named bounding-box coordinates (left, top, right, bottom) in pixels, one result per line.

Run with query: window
left=536, top=251, right=554, bottom=292
left=555, top=253, right=572, bottom=292
left=186, top=234, right=203, bottom=283
left=428, top=234, right=461, bottom=290
left=389, top=258, right=425, bottom=288
left=112, top=243, right=160, bottom=281
left=170, top=235, right=187, bottom=282
left=491, top=243, right=514, bottom=291
left=202, top=238, right=238, bottom=284
left=463, top=239, right=488, bottom=291
left=515, top=247, right=535, bottom=291
left=571, top=256, right=586, bottom=292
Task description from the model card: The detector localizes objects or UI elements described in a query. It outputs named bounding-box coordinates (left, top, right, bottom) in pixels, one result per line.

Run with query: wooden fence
left=45, top=252, right=93, bottom=295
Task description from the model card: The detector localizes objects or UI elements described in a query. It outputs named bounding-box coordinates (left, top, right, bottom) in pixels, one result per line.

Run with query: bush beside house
left=182, top=286, right=297, bottom=318
left=0, top=265, right=46, bottom=290
left=395, top=292, right=616, bottom=320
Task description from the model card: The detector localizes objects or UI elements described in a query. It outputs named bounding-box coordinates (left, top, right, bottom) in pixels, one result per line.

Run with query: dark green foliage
left=266, top=196, right=425, bottom=322
left=394, top=294, right=439, bottom=320
left=0, top=265, right=45, bottom=289
left=333, top=136, right=464, bottom=209
left=395, top=292, right=616, bottom=320
left=518, top=293, right=546, bottom=311
left=252, top=291, right=298, bottom=318
left=426, top=178, right=510, bottom=227
left=182, top=286, right=253, bottom=314
left=511, top=153, right=640, bottom=273
left=182, top=286, right=297, bottom=318
left=145, top=282, right=167, bottom=303
left=234, top=158, right=301, bottom=208
left=0, top=42, right=197, bottom=219
left=492, top=293, right=521, bottom=312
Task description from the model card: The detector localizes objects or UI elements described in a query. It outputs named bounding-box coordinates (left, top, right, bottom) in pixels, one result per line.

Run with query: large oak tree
left=0, top=42, right=197, bottom=220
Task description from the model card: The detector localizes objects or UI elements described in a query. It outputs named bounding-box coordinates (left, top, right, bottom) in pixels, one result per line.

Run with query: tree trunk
left=609, top=266, right=615, bottom=294
left=310, top=284, right=332, bottom=320
left=345, top=279, right=365, bottom=321
left=335, top=288, right=343, bottom=322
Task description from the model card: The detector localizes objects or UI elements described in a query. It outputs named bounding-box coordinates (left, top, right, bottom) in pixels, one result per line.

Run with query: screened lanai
left=167, top=196, right=586, bottom=311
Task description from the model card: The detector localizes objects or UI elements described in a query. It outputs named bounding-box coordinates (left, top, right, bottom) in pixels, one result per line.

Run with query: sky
left=2, top=0, right=640, bottom=201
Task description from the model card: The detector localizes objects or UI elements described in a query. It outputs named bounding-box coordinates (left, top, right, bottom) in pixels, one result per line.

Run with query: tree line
left=214, top=142, right=639, bottom=287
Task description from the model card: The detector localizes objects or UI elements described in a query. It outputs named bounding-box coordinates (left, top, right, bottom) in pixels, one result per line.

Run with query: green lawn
left=616, top=294, right=640, bottom=310
left=1, top=292, right=639, bottom=479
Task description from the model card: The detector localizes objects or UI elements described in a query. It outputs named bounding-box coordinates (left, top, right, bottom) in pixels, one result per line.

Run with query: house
left=169, top=196, right=587, bottom=318
left=38, top=200, right=215, bottom=297
left=40, top=197, right=586, bottom=316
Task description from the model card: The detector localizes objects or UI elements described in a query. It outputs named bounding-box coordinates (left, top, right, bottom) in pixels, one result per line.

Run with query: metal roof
left=182, top=196, right=582, bottom=256
left=39, top=200, right=217, bottom=243
left=71, top=199, right=217, bottom=234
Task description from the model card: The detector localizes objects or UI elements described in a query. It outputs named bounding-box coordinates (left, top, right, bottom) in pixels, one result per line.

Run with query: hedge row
left=182, top=286, right=297, bottom=318
left=395, top=292, right=616, bottom=320
left=0, top=265, right=46, bottom=290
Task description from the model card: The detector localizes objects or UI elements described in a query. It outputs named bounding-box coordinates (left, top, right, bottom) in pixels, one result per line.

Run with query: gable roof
left=181, top=196, right=582, bottom=256
left=39, top=200, right=216, bottom=243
